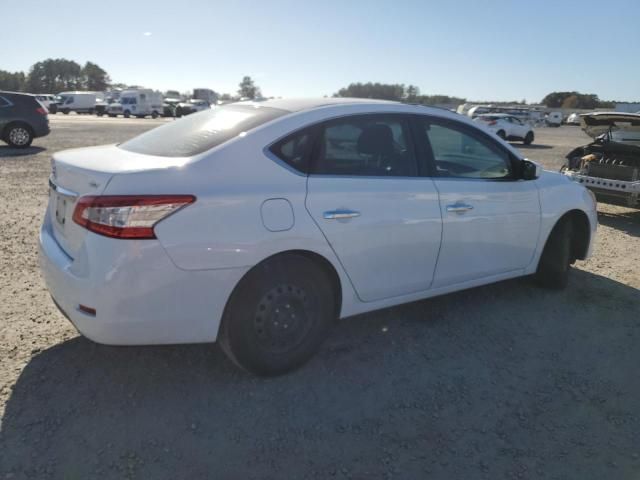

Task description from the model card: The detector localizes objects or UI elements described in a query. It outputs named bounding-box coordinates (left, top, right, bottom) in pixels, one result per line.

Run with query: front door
left=413, top=117, right=541, bottom=288
left=305, top=114, right=442, bottom=302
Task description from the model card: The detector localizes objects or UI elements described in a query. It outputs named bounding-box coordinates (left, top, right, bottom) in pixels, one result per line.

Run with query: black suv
left=0, top=91, right=50, bottom=148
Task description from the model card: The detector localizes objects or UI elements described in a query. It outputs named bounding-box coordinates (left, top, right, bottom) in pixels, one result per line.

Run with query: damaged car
left=562, top=112, right=640, bottom=208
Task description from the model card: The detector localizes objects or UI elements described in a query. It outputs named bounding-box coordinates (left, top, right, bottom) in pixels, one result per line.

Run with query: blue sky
left=2, top=0, right=639, bottom=102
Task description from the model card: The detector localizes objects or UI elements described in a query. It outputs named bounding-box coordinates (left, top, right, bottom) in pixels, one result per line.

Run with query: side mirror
left=521, top=159, right=541, bottom=180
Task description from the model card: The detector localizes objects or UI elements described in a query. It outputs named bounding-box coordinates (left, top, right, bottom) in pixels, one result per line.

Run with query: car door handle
left=323, top=209, right=361, bottom=220
left=446, top=203, right=474, bottom=213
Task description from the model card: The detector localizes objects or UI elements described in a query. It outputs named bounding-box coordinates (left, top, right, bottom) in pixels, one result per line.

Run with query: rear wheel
left=523, top=131, right=534, bottom=145
left=124, top=110, right=131, bottom=118
left=497, top=130, right=506, bottom=140
left=219, top=254, right=336, bottom=376
left=534, top=219, right=572, bottom=289
left=5, top=123, right=33, bottom=148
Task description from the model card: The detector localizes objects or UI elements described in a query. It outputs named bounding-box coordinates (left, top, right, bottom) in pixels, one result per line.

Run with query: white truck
left=106, top=89, right=163, bottom=118
left=54, top=91, right=100, bottom=114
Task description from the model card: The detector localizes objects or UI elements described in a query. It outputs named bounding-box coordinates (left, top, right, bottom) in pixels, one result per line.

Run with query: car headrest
left=357, top=124, right=394, bottom=156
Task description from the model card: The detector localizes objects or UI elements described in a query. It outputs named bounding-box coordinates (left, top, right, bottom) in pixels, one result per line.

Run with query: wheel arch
left=545, top=209, right=591, bottom=262
left=221, top=249, right=343, bottom=330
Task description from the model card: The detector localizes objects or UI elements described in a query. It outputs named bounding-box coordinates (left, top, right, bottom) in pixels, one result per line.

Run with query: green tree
left=541, top=91, right=602, bottom=109
left=405, top=84, right=420, bottom=102
left=82, top=61, right=110, bottom=91
left=26, top=58, right=83, bottom=93
left=0, top=70, right=26, bottom=91
left=238, top=76, right=261, bottom=99
left=334, top=82, right=406, bottom=101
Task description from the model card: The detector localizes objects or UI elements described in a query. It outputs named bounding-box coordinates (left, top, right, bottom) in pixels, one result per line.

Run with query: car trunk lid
left=48, top=144, right=191, bottom=258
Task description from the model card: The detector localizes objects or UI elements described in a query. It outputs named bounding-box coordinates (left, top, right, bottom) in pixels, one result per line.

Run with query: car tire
left=523, top=131, right=534, bottom=145
left=151, top=111, right=159, bottom=119
left=124, top=111, right=131, bottom=118
left=108, top=114, right=116, bottom=118
left=62, top=108, right=70, bottom=115
left=4, top=123, right=33, bottom=148
left=219, top=254, right=336, bottom=376
left=497, top=130, right=506, bottom=140
left=534, top=219, right=572, bottom=289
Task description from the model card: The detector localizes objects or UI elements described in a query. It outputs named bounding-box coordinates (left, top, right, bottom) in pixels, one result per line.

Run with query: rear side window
left=313, top=115, right=417, bottom=177
left=120, top=104, right=289, bottom=157
left=269, top=128, right=316, bottom=173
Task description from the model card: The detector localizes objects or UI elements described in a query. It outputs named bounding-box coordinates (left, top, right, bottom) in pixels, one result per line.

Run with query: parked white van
left=55, top=92, right=99, bottom=114
left=107, top=89, right=163, bottom=118
left=546, top=111, right=563, bottom=127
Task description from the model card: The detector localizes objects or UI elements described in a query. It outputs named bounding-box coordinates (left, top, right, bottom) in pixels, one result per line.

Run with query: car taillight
left=72, top=195, right=195, bottom=239
left=36, top=107, right=47, bottom=115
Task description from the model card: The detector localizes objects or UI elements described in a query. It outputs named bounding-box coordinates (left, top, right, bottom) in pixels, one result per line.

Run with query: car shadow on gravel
left=598, top=208, right=640, bottom=238
left=2, top=270, right=640, bottom=479
left=0, top=146, right=46, bottom=157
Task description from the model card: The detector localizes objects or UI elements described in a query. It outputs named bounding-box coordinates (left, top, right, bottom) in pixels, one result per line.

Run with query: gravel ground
left=1, top=116, right=639, bottom=479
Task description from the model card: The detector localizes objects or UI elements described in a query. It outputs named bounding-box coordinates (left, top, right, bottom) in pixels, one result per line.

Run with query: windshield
left=610, top=129, right=640, bottom=145
left=119, top=104, right=289, bottom=157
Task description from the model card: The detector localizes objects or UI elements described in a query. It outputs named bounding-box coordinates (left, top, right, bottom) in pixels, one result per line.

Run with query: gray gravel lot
left=1, top=115, right=639, bottom=479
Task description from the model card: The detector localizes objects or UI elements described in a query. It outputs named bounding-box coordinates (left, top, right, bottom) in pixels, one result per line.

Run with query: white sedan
left=40, top=98, right=597, bottom=375
left=474, top=113, right=535, bottom=144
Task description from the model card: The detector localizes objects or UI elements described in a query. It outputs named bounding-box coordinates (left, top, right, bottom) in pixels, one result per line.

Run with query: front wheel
left=5, top=124, right=33, bottom=148
left=151, top=111, right=159, bottom=119
left=523, top=131, right=534, bottom=145
left=534, top=219, right=572, bottom=289
left=123, top=110, right=130, bottom=118
left=497, top=130, right=506, bottom=140
left=219, top=254, right=336, bottom=376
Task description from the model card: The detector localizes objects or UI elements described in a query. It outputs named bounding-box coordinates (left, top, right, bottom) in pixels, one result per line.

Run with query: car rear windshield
left=119, top=104, right=289, bottom=157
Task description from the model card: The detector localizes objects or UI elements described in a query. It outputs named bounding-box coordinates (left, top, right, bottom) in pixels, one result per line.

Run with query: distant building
left=615, top=103, right=640, bottom=113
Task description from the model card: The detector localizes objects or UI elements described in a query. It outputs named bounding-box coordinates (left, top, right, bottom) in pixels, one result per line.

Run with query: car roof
left=238, top=97, right=399, bottom=113
left=477, top=113, right=510, bottom=118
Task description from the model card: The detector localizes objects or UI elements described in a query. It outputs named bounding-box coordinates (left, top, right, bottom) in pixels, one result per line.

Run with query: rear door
left=412, top=116, right=541, bottom=288
left=305, top=114, right=442, bottom=302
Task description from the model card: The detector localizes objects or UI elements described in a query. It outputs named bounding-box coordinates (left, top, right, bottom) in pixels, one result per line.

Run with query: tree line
left=540, top=91, right=615, bottom=109
left=334, top=82, right=466, bottom=106
left=1, top=60, right=625, bottom=108
left=0, top=59, right=264, bottom=101
left=0, top=58, right=110, bottom=93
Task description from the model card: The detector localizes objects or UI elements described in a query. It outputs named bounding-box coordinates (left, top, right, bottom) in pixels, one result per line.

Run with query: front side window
left=420, top=120, right=512, bottom=179
left=120, top=104, right=288, bottom=157
left=313, top=115, right=416, bottom=177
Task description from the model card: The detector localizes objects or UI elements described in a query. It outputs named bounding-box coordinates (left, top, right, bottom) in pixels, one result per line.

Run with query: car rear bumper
left=39, top=211, right=248, bottom=345
left=34, top=121, right=50, bottom=138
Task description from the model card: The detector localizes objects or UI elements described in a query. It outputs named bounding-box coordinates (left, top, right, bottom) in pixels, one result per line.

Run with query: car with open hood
left=562, top=112, right=640, bottom=208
